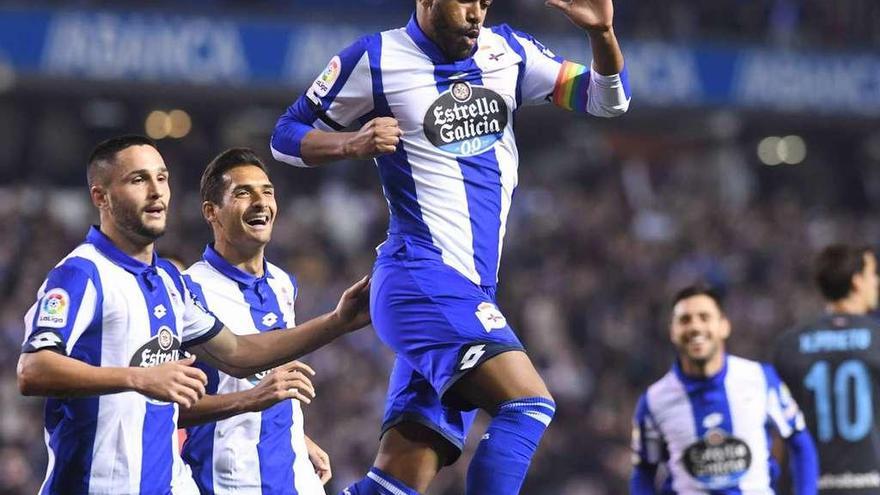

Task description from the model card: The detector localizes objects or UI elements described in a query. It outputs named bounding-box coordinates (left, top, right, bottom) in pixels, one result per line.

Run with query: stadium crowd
left=14, top=0, right=880, bottom=48
left=1, top=117, right=877, bottom=493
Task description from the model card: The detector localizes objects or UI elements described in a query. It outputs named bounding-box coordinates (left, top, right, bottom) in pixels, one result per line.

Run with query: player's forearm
left=177, top=391, right=254, bottom=428
left=213, top=313, right=347, bottom=378
left=18, top=351, right=137, bottom=398
left=787, top=430, right=819, bottom=495
left=629, top=464, right=658, bottom=495
left=587, top=28, right=624, bottom=75
left=300, top=129, right=359, bottom=166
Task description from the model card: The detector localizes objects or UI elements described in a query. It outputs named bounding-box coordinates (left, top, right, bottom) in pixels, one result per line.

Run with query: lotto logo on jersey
left=37, top=288, right=70, bottom=328
left=424, top=81, right=509, bottom=156
left=475, top=302, right=507, bottom=332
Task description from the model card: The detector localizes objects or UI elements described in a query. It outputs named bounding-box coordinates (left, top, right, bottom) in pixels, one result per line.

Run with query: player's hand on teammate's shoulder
left=545, top=0, right=614, bottom=33
left=333, top=275, right=372, bottom=333
left=130, top=354, right=208, bottom=409
left=305, top=435, right=332, bottom=484
left=343, top=117, right=402, bottom=160
left=248, top=360, right=317, bottom=409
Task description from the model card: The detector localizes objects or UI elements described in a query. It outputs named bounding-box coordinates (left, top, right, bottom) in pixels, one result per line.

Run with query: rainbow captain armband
left=553, top=61, right=631, bottom=117
left=552, top=61, right=591, bottom=111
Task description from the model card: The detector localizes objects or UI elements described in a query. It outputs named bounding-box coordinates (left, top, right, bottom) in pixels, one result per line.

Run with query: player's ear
left=719, top=316, right=731, bottom=340
left=202, top=201, right=217, bottom=224
left=90, top=184, right=108, bottom=210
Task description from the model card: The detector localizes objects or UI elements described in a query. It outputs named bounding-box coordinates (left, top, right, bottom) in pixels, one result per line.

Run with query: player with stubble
left=17, top=136, right=369, bottom=494
left=271, top=0, right=630, bottom=493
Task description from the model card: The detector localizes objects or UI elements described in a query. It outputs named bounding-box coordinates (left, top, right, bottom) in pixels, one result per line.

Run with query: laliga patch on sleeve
left=37, top=288, right=71, bottom=329
left=475, top=302, right=507, bottom=332
left=308, top=55, right=342, bottom=105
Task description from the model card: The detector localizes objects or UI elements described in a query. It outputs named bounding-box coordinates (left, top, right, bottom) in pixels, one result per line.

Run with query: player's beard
left=432, top=11, right=478, bottom=61
left=111, top=199, right=165, bottom=243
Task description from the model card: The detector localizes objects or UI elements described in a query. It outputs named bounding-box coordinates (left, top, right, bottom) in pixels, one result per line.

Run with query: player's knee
left=494, top=397, right=556, bottom=431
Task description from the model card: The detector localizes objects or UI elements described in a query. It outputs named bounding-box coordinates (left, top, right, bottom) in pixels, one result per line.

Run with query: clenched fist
left=343, top=117, right=402, bottom=160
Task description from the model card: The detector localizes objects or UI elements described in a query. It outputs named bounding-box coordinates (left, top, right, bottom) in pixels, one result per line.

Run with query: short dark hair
left=200, top=147, right=269, bottom=205
left=87, top=135, right=157, bottom=187
left=671, top=284, right=725, bottom=313
left=815, top=244, right=873, bottom=301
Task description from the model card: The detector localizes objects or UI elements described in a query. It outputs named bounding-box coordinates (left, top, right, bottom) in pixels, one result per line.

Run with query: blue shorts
left=371, top=238, right=525, bottom=458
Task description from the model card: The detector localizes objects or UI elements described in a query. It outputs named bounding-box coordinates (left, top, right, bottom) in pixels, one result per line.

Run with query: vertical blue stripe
left=367, top=33, right=433, bottom=245
left=180, top=273, right=218, bottom=494
left=42, top=257, right=103, bottom=495
left=239, top=280, right=297, bottom=494
left=681, top=359, right=742, bottom=495
left=135, top=271, right=178, bottom=495
left=490, top=26, right=526, bottom=108
left=432, top=61, right=503, bottom=285
left=760, top=365, right=782, bottom=489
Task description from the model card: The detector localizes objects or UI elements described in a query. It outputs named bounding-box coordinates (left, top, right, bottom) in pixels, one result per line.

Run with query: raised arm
left=546, top=0, right=623, bottom=75
left=187, top=276, right=370, bottom=378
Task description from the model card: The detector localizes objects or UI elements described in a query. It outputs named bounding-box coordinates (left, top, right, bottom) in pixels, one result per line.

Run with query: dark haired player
left=270, top=1, right=630, bottom=493
left=774, top=245, right=880, bottom=493
left=632, top=286, right=817, bottom=494
left=18, top=136, right=369, bottom=494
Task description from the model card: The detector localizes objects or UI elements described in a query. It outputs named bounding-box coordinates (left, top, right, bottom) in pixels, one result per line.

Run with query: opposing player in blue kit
left=270, top=0, right=630, bottom=493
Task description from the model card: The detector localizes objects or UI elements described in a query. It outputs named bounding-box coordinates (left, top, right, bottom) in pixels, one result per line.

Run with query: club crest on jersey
left=37, top=288, right=70, bottom=328
left=424, top=81, right=509, bottom=157
left=131, top=325, right=181, bottom=368
left=475, top=302, right=507, bottom=332
left=683, top=428, right=752, bottom=489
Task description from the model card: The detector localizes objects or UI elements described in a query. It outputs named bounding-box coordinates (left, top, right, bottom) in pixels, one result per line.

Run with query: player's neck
left=213, top=239, right=266, bottom=277
left=680, top=353, right=725, bottom=379
left=100, top=223, right=154, bottom=265
left=826, top=297, right=869, bottom=316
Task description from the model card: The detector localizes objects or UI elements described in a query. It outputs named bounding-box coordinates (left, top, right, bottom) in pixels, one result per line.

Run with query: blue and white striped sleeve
left=22, top=260, right=100, bottom=356
left=271, top=36, right=376, bottom=167
left=179, top=273, right=223, bottom=348
left=763, top=363, right=807, bottom=438
left=631, top=393, right=662, bottom=494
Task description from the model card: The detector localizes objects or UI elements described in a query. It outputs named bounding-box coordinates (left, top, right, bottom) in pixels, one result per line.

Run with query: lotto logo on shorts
left=475, top=302, right=507, bottom=332
left=37, top=288, right=70, bottom=328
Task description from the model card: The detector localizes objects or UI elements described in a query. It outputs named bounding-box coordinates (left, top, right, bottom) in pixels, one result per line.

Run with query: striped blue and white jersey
left=632, top=355, right=807, bottom=494
left=181, top=245, right=324, bottom=495
left=21, top=226, right=223, bottom=495
left=271, top=16, right=630, bottom=287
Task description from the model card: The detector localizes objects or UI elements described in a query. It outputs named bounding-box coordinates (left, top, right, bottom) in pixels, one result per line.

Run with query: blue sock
left=341, top=467, right=421, bottom=495
left=466, top=397, right=556, bottom=495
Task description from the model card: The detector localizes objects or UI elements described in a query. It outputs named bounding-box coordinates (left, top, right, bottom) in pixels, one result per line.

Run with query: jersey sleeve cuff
left=182, top=319, right=224, bottom=348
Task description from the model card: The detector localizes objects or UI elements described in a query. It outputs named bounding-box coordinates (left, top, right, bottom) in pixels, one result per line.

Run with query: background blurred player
left=270, top=1, right=630, bottom=493
left=17, top=135, right=368, bottom=494
left=774, top=245, right=880, bottom=493
left=631, top=285, right=818, bottom=494
left=180, top=148, right=330, bottom=494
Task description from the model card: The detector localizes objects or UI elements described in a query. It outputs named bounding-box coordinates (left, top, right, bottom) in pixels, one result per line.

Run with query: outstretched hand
left=333, top=275, right=371, bottom=333
left=545, top=0, right=614, bottom=32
